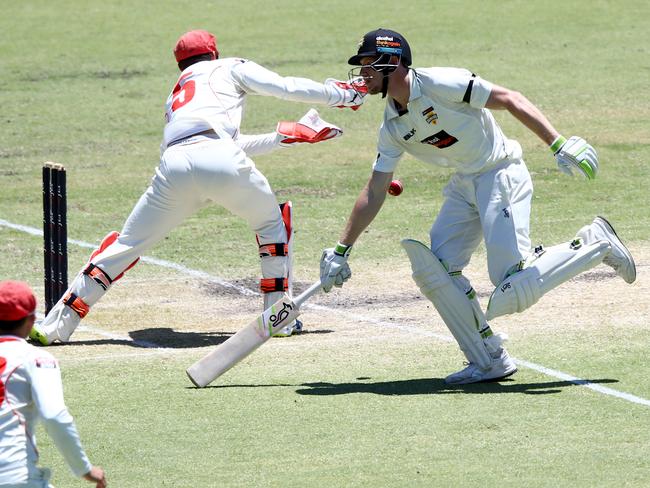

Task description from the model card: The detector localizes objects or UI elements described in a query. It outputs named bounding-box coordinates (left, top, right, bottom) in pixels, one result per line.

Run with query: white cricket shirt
left=373, top=68, right=522, bottom=174
left=163, top=58, right=345, bottom=148
left=0, top=336, right=91, bottom=484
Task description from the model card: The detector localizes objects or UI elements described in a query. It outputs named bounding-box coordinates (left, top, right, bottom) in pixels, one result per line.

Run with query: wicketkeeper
left=320, top=29, right=636, bottom=384
left=0, top=281, right=106, bottom=487
left=31, top=29, right=366, bottom=345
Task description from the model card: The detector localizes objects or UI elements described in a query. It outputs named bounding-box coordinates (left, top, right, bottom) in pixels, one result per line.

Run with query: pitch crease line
left=2, top=218, right=649, bottom=407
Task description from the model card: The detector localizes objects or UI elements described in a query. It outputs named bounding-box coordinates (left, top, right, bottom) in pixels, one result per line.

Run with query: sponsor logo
left=422, top=106, right=438, bottom=124
left=420, top=130, right=458, bottom=148
left=403, top=128, right=417, bottom=140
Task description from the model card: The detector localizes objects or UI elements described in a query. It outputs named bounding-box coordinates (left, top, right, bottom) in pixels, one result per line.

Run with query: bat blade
left=186, top=280, right=321, bottom=387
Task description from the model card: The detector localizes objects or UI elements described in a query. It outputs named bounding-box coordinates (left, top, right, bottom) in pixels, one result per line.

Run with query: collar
left=385, top=69, right=422, bottom=120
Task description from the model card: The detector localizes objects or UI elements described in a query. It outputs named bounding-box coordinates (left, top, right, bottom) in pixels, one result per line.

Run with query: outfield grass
left=1, top=0, right=649, bottom=487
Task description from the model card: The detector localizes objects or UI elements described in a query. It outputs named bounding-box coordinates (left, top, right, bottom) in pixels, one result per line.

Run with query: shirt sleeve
left=231, top=60, right=342, bottom=106
left=420, top=67, right=493, bottom=108
left=30, top=355, right=92, bottom=478
left=372, top=122, right=403, bottom=173
left=233, top=131, right=281, bottom=156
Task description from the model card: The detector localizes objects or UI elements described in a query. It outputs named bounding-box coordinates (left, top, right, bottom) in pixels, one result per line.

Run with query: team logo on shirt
left=422, top=106, right=438, bottom=125
left=403, top=128, right=417, bottom=141
left=420, top=130, right=458, bottom=148
left=35, top=357, right=58, bottom=369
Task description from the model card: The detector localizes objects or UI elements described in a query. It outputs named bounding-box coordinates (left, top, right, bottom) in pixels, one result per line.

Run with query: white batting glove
left=277, top=108, right=343, bottom=147
left=551, top=135, right=599, bottom=180
left=320, top=243, right=352, bottom=292
left=325, top=78, right=367, bottom=111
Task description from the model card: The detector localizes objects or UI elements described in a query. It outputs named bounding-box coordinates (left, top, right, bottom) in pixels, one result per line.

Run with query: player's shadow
left=293, top=377, right=620, bottom=396
left=128, top=327, right=334, bottom=348
left=129, top=328, right=232, bottom=348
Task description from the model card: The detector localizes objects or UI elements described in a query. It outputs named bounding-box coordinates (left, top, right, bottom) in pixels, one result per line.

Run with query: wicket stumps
left=43, top=162, right=68, bottom=315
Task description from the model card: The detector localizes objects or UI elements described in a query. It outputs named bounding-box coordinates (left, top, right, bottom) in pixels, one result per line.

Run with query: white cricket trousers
left=84, top=136, right=287, bottom=283
left=430, top=157, right=533, bottom=285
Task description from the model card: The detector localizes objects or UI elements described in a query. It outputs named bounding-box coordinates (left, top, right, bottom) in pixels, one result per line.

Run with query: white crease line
left=3, top=218, right=649, bottom=407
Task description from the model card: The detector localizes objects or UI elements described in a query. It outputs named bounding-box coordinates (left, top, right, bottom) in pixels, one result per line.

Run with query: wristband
left=334, top=242, right=352, bottom=257
left=549, top=135, right=567, bottom=154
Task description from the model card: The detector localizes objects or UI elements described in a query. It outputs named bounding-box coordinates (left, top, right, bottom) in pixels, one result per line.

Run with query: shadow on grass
left=195, top=377, right=620, bottom=394
left=32, top=327, right=334, bottom=349
left=293, top=377, right=620, bottom=396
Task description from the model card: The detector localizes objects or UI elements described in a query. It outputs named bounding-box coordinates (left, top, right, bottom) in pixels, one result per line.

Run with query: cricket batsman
left=30, top=30, right=366, bottom=345
left=319, top=29, right=636, bottom=384
left=0, top=281, right=106, bottom=487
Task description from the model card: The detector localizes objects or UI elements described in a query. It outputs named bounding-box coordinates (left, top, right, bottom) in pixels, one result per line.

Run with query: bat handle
left=293, top=280, right=322, bottom=308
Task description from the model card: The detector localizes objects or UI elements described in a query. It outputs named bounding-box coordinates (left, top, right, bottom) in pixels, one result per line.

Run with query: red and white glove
left=277, top=108, right=343, bottom=147
left=325, top=77, right=368, bottom=110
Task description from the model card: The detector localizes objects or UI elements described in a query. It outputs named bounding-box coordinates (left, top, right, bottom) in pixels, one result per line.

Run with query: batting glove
left=277, top=108, right=343, bottom=147
left=320, top=243, right=352, bottom=292
left=325, top=77, right=368, bottom=111
left=551, top=135, right=599, bottom=180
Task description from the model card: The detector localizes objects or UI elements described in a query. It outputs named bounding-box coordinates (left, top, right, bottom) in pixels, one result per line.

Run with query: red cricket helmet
left=173, top=30, right=218, bottom=63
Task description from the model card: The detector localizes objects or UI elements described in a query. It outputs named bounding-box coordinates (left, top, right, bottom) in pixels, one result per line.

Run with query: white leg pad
left=401, top=239, right=492, bottom=370
left=486, top=239, right=611, bottom=320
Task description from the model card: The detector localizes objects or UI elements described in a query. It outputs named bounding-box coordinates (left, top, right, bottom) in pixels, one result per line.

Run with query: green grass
left=1, top=0, right=650, bottom=486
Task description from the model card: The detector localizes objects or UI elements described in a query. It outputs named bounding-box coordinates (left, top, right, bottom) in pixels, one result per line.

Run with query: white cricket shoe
left=577, top=216, right=636, bottom=283
left=444, top=348, right=517, bottom=385
left=273, top=319, right=303, bottom=338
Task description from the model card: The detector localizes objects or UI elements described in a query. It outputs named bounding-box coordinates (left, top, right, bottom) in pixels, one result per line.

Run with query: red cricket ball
left=388, top=179, right=403, bottom=196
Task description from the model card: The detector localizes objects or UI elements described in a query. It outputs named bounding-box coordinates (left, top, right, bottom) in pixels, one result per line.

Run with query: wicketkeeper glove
left=551, top=135, right=599, bottom=180
left=320, top=242, right=352, bottom=292
left=277, top=108, right=343, bottom=147
left=325, top=77, right=368, bottom=111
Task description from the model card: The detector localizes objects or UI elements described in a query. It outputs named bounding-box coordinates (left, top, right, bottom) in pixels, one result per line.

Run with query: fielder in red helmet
left=32, top=29, right=366, bottom=345
left=0, top=281, right=106, bottom=487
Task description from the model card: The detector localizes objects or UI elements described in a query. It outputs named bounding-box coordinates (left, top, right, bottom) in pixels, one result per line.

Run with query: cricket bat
left=186, top=280, right=322, bottom=387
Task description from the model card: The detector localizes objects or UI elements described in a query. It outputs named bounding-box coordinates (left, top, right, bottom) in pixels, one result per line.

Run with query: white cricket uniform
left=374, top=68, right=532, bottom=284
left=37, top=57, right=350, bottom=343
left=0, top=337, right=91, bottom=487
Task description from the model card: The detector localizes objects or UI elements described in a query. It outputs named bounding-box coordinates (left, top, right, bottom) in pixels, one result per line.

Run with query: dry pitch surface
left=50, top=244, right=649, bottom=393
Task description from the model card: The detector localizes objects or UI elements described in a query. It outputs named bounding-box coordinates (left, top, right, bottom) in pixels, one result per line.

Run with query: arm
left=339, top=170, right=394, bottom=246
left=30, top=357, right=106, bottom=486
left=485, top=84, right=559, bottom=145
left=320, top=170, right=393, bottom=292
left=234, top=109, right=344, bottom=156
left=231, top=60, right=364, bottom=108
left=486, top=84, right=598, bottom=179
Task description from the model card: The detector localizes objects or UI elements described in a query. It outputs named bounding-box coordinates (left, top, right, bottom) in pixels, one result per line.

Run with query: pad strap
left=260, top=278, right=288, bottom=293
left=258, top=243, right=288, bottom=257
left=63, top=292, right=90, bottom=318
left=83, top=263, right=113, bottom=290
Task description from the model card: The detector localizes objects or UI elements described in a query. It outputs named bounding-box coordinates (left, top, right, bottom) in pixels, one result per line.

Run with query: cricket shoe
left=28, top=323, right=50, bottom=346
left=576, top=216, right=636, bottom=283
left=273, top=319, right=303, bottom=338
left=444, top=348, right=517, bottom=385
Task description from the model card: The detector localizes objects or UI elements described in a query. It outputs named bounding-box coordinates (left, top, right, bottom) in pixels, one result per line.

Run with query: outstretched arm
left=339, top=170, right=394, bottom=246
left=486, top=84, right=598, bottom=179
left=320, top=170, right=393, bottom=292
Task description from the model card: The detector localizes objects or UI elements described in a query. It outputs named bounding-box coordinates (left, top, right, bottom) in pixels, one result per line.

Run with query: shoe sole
left=478, top=367, right=518, bottom=383
left=594, top=216, right=636, bottom=283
